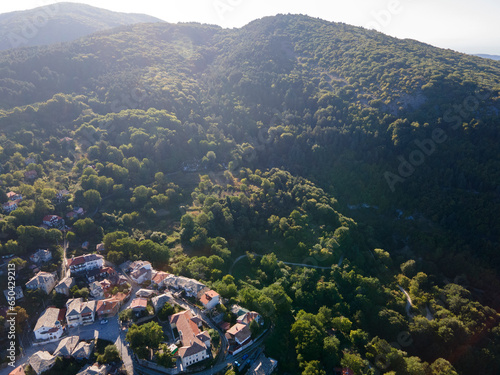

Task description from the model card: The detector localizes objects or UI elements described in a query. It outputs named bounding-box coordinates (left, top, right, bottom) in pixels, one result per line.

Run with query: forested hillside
left=0, top=14, right=500, bottom=374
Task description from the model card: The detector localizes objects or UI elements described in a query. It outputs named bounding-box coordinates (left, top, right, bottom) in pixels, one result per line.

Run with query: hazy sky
left=2, top=0, right=500, bottom=55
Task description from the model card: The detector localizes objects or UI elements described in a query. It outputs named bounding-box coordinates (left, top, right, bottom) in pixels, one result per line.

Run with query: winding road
left=398, top=285, right=414, bottom=318
left=229, top=252, right=339, bottom=275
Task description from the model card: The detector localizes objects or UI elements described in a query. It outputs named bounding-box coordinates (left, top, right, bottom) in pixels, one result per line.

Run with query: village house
left=53, top=336, right=80, bottom=358
left=2, top=200, right=20, bottom=213
left=247, top=353, right=278, bottom=375
left=3, top=191, right=22, bottom=212
left=151, top=270, right=169, bottom=288
left=34, top=307, right=64, bottom=341
left=225, top=323, right=253, bottom=355
left=72, top=341, right=95, bottom=361
left=66, top=298, right=96, bottom=327
left=95, top=298, right=120, bottom=319
left=130, top=297, right=148, bottom=314
left=29, top=351, right=55, bottom=375
left=100, top=279, right=113, bottom=292
left=6, top=191, right=22, bottom=201
left=86, top=266, right=117, bottom=283
left=231, top=304, right=250, bottom=317
left=96, top=243, right=105, bottom=253
left=55, top=276, right=75, bottom=296
left=199, top=289, right=220, bottom=310
left=151, top=292, right=173, bottom=313
left=135, top=288, right=158, bottom=299
left=237, top=311, right=262, bottom=326
left=89, top=281, right=105, bottom=299
left=66, top=207, right=85, bottom=219
left=117, top=275, right=129, bottom=286
left=163, top=275, right=207, bottom=297
left=30, top=249, right=52, bottom=264
left=76, top=363, right=109, bottom=375
left=169, top=310, right=211, bottom=368
left=42, top=215, right=64, bottom=228
left=67, top=254, right=104, bottom=275
left=99, top=266, right=118, bottom=280
left=128, top=260, right=152, bottom=284
left=25, top=271, right=57, bottom=294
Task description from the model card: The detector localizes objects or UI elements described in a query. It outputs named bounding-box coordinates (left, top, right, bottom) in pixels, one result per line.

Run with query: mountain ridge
left=0, top=2, right=163, bottom=51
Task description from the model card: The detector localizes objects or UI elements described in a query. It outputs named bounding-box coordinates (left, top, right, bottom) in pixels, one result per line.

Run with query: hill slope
left=0, top=2, right=162, bottom=50
left=1, top=14, right=500, bottom=374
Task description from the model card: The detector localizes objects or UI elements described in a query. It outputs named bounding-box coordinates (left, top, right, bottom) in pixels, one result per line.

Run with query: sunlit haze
left=1, top=0, right=500, bottom=55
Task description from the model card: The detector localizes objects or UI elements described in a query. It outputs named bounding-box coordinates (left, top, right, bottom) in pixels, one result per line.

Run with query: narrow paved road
left=230, top=252, right=335, bottom=274
left=398, top=285, right=414, bottom=318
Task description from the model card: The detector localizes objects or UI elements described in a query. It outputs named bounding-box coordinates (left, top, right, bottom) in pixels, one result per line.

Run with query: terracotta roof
left=130, top=297, right=148, bottom=309
left=168, top=310, right=205, bottom=348
left=43, top=215, right=62, bottom=222
left=9, top=365, right=26, bottom=375
left=200, top=290, right=219, bottom=306
left=67, top=254, right=103, bottom=267
left=96, top=298, right=119, bottom=314
left=152, top=271, right=169, bottom=285
left=101, top=267, right=116, bottom=275
left=7, top=192, right=17, bottom=198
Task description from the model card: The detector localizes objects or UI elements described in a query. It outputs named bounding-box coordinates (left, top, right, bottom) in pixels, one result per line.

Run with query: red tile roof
left=152, top=271, right=169, bottom=285
left=130, top=298, right=148, bottom=309
left=9, top=365, right=26, bottom=375
left=169, top=311, right=201, bottom=346
left=200, top=290, right=219, bottom=305
left=43, top=215, right=62, bottom=222
left=96, top=299, right=120, bottom=314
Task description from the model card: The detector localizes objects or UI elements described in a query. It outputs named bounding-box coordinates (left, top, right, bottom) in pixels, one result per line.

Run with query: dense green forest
left=1, top=13, right=500, bottom=375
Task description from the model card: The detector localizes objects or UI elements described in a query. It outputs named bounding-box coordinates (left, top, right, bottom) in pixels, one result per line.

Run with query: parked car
left=242, top=354, right=249, bottom=360
left=100, top=319, right=108, bottom=325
